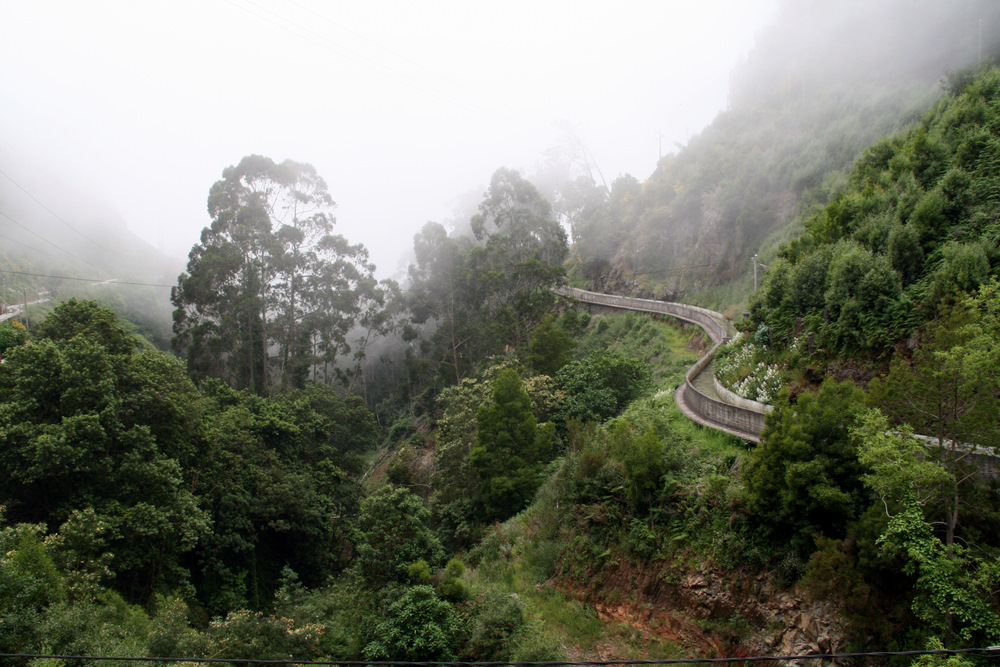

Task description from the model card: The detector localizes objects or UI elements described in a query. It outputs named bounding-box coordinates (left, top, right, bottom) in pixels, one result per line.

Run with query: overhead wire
left=2, top=647, right=998, bottom=664
left=0, top=230, right=59, bottom=258
left=0, top=269, right=174, bottom=288
left=0, top=166, right=109, bottom=251
left=0, top=209, right=102, bottom=269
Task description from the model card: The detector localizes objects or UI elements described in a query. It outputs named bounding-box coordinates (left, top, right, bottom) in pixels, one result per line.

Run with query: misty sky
left=0, top=0, right=776, bottom=278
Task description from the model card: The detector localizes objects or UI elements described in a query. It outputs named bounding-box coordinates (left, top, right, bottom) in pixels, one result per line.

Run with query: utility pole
left=753, top=254, right=758, bottom=291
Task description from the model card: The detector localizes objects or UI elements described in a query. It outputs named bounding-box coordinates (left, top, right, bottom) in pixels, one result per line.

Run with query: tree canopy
left=172, top=155, right=390, bottom=394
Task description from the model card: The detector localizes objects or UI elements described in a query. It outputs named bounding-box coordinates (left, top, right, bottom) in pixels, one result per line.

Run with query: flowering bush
left=713, top=332, right=782, bottom=404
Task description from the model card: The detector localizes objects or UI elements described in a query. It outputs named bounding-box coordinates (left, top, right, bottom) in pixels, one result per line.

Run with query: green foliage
left=0, top=521, right=65, bottom=656
left=363, top=585, right=459, bottom=662
left=874, top=502, right=1000, bottom=644
left=147, top=595, right=203, bottom=659
left=0, top=300, right=373, bottom=613
left=866, top=298, right=1000, bottom=549
left=39, top=590, right=153, bottom=662
left=355, top=487, right=444, bottom=588
left=461, top=589, right=526, bottom=661
left=800, top=536, right=870, bottom=605
left=555, top=350, right=652, bottom=422
left=34, top=297, right=139, bottom=355
left=470, top=368, right=555, bottom=522
left=528, top=314, right=576, bottom=376
left=189, top=384, right=367, bottom=613
left=407, top=559, right=433, bottom=585
left=0, top=320, right=27, bottom=355
left=426, top=363, right=564, bottom=549
left=751, top=67, right=1000, bottom=355
left=928, top=241, right=990, bottom=305
left=0, top=301, right=209, bottom=603
left=854, top=411, right=952, bottom=514
left=742, top=378, right=867, bottom=553
left=855, top=410, right=1000, bottom=643
left=203, top=608, right=325, bottom=662
left=436, top=558, right=469, bottom=602
left=887, top=222, right=924, bottom=284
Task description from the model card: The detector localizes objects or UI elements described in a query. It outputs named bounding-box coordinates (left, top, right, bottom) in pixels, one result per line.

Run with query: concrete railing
left=557, top=286, right=1000, bottom=461
left=554, top=287, right=731, bottom=344
left=555, top=286, right=764, bottom=442
left=713, top=377, right=774, bottom=415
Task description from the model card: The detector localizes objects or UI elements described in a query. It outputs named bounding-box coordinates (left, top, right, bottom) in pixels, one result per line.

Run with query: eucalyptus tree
left=405, top=169, right=569, bottom=385
left=172, top=156, right=380, bottom=394
left=407, top=222, right=480, bottom=384
left=469, top=168, right=567, bottom=348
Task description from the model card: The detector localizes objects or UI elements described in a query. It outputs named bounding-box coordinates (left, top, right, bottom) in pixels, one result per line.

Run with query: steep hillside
left=750, top=65, right=1000, bottom=358
left=0, top=156, right=181, bottom=347
left=568, top=0, right=1000, bottom=305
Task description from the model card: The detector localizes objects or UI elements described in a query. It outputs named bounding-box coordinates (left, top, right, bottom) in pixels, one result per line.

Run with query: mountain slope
left=569, top=0, right=1000, bottom=304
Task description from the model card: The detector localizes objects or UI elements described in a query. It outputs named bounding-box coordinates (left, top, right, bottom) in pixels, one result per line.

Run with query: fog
left=0, top=0, right=776, bottom=279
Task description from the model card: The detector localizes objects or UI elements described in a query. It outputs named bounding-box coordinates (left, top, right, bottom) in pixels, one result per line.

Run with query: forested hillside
left=0, top=156, right=181, bottom=347
left=4, top=2, right=1000, bottom=665
left=564, top=0, right=1000, bottom=304
left=750, top=68, right=1000, bottom=357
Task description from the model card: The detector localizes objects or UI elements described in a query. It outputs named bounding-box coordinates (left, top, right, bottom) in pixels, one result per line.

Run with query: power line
left=1, top=647, right=998, bottom=665
left=0, top=208, right=102, bottom=269
left=0, top=230, right=57, bottom=258
left=0, top=166, right=109, bottom=251
left=0, top=269, right=174, bottom=288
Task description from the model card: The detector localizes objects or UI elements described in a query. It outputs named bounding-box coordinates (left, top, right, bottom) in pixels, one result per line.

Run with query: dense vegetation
left=562, top=0, right=1000, bottom=305
left=750, top=68, right=1000, bottom=355
left=0, top=162, right=181, bottom=350
left=5, top=3, right=1000, bottom=664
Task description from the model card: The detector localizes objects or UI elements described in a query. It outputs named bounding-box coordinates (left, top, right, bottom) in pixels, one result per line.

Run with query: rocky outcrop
left=558, top=555, right=849, bottom=661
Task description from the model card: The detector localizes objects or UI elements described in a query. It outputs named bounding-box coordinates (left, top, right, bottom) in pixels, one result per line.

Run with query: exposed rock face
left=557, top=555, right=848, bottom=661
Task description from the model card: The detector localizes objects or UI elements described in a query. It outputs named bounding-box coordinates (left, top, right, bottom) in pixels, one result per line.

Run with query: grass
left=457, top=307, right=754, bottom=659
left=576, top=311, right=708, bottom=388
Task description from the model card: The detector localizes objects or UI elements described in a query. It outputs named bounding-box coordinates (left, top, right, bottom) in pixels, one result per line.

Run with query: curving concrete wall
left=557, top=286, right=1000, bottom=466
left=554, top=287, right=730, bottom=344
left=713, top=377, right=774, bottom=415
left=556, top=286, right=765, bottom=442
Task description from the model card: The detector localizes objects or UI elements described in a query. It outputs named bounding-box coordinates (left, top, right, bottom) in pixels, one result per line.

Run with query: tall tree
left=405, top=170, right=567, bottom=387
left=867, top=294, right=1000, bottom=547
left=470, top=368, right=554, bottom=522
left=172, top=156, right=379, bottom=394
left=470, top=169, right=567, bottom=346
left=407, top=222, right=483, bottom=384
left=470, top=169, right=567, bottom=323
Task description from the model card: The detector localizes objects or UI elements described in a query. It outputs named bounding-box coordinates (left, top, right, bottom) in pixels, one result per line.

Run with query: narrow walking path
left=690, top=359, right=720, bottom=401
